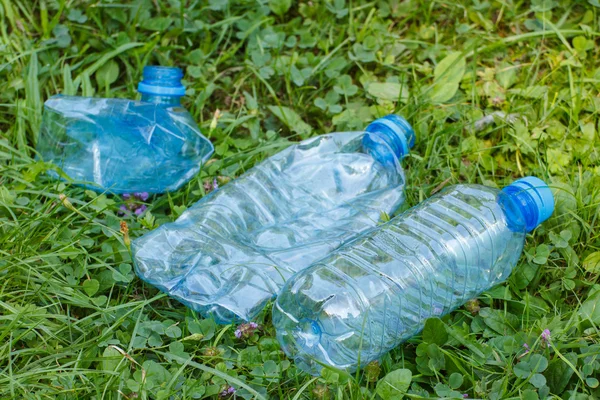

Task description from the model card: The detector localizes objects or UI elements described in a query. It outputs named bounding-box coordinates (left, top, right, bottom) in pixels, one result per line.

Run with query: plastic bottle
left=273, top=177, right=554, bottom=375
left=36, top=66, right=214, bottom=194
left=133, top=115, right=416, bottom=323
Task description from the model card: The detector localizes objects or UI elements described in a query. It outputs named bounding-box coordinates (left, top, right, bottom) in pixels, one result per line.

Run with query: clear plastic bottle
left=273, top=177, right=554, bottom=375
left=36, top=66, right=214, bottom=194
left=133, top=115, right=416, bottom=323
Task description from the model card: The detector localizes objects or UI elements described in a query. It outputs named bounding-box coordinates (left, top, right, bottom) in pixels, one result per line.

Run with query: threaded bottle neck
left=137, top=66, right=185, bottom=105
left=362, top=115, right=415, bottom=167
left=500, top=177, right=554, bottom=232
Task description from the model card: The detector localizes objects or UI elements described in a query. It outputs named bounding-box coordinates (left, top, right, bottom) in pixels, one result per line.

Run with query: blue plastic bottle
left=36, top=66, right=213, bottom=193
left=133, top=115, right=415, bottom=323
left=273, top=177, right=554, bottom=374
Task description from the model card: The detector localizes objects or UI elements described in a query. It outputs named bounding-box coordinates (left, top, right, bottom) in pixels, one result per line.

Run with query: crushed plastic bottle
left=36, top=66, right=214, bottom=193
left=273, top=177, right=554, bottom=374
left=133, top=115, right=416, bottom=323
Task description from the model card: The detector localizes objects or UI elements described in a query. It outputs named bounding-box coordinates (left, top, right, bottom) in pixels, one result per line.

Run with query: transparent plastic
left=133, top=116, right=415, bottom=323
left=36, top=66, right=213, bottom=194
left=274, top=180, right=554, bottom=375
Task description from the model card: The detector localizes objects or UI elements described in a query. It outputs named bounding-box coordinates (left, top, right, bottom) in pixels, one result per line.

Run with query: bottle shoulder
left=427, top=184, right=527, bottom=233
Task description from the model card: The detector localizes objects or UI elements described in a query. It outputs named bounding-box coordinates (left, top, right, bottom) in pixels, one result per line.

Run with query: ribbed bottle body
left=274, top=184, right=527, bottom=374
left=134, top=131, right=407, bottom=322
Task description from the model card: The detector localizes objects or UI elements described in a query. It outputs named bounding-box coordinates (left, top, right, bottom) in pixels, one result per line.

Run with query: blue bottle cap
left=364, top=114, right=415, bottom=159
left=137, top=66, right=186, bottom=96
left=502, top=176, right=554, bottom=232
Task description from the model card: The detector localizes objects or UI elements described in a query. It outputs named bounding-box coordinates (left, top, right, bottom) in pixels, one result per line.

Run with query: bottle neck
left=362, top=115, right=415, bottom=168
left=140, top=94, right=182, bottom=106
left=498, top=190, right=535, bottom=233
left=361, top=131, right=402, bottom=169
left=500, top=177, right=554, bottom=232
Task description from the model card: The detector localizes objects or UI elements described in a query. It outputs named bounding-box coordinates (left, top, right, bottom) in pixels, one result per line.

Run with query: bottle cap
left=364, top=114, right=415, bottom=159
left=502, top=176, right=554, bottom=232
left=137, top=66, right=186, bottom=96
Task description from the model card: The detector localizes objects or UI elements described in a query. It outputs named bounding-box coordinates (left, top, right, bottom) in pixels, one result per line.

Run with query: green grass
left=1, top=0, right=600, bottom=399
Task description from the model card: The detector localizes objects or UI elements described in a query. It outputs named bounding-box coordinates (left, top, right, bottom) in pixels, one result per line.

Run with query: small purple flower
left=204, top=178, right=220, bottom=193
left=134, top=192, right=149, bottom=201
left=541, top=329, right=551, bottom=347
left=522, top=343, right=530, bottom=355
left=134, top=204, right=147, bottom=215
left=463, top=395, right=468, bottom=399
left=234, top=322, right=260, bottom=340
left=541, top=329, right=550, bottom=340
left=219, top=385, right=236, bottom=398
left=120, top=193, right=148, bottom=216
